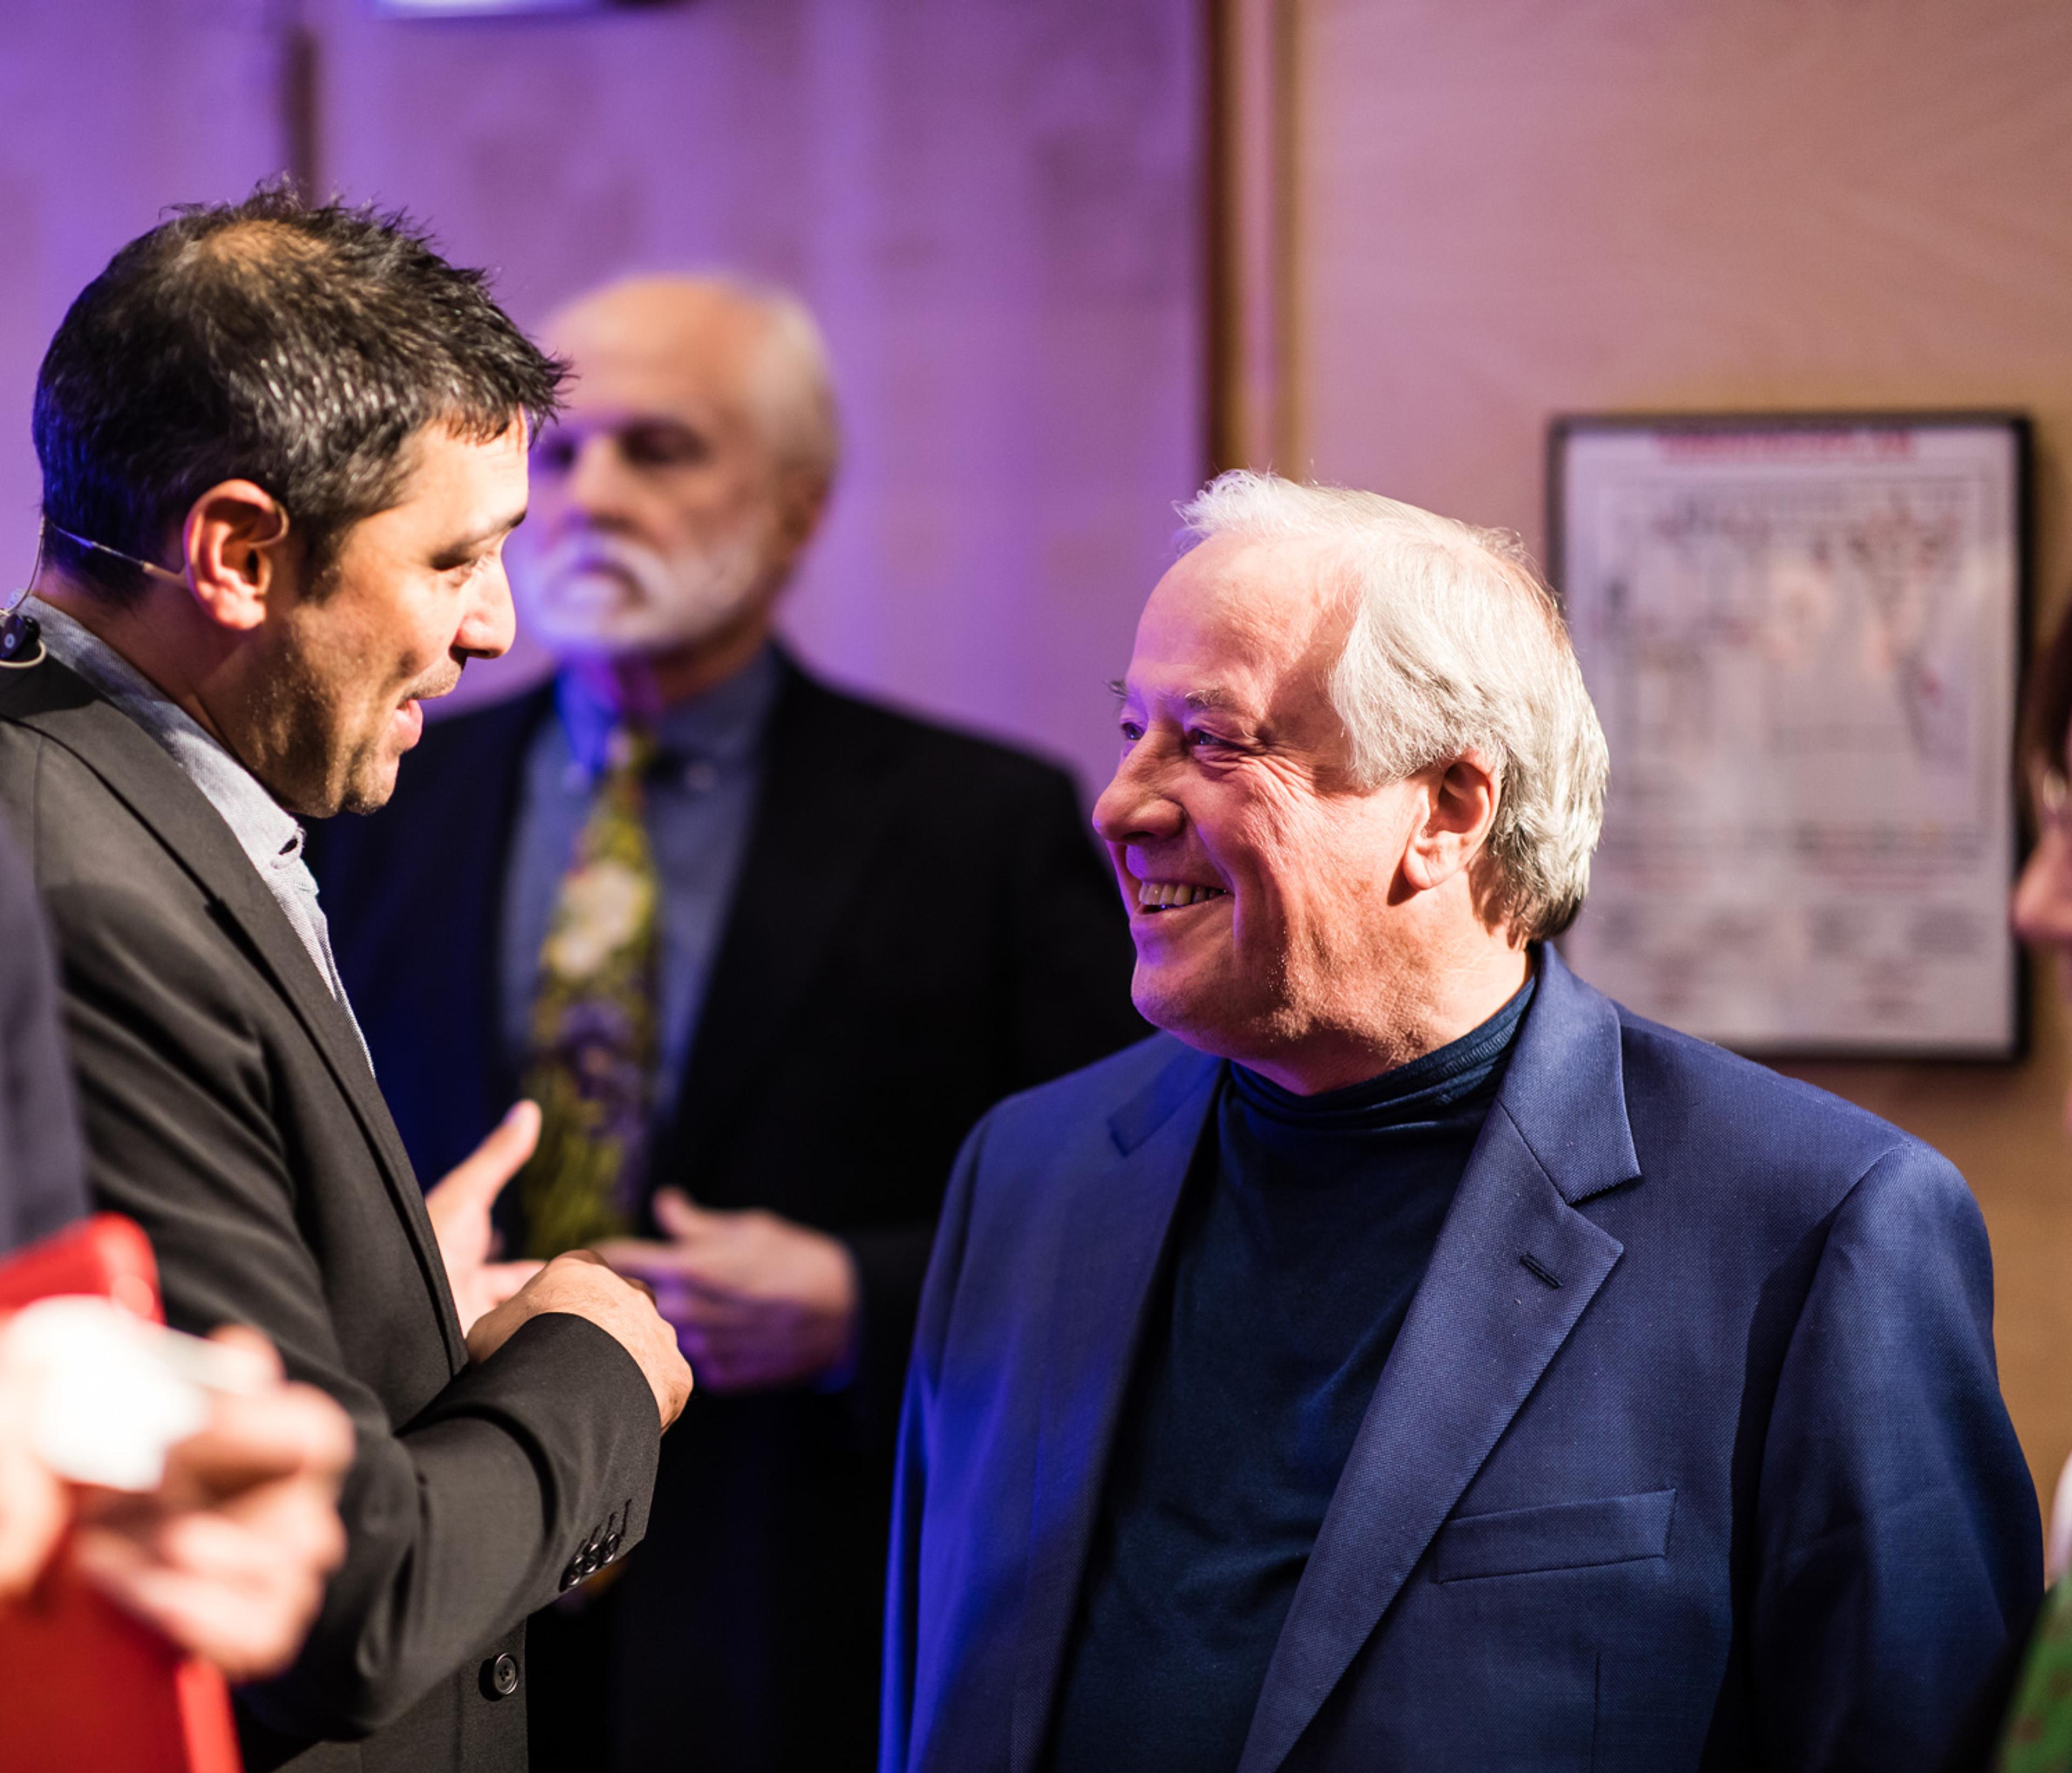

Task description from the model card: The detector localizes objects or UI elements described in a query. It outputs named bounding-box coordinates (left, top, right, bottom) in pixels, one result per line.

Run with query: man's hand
left=0, top=1344, right=67, bottom=1600
left=596, top=1190, right=861, bottom=1394
left=69, top=1326, right=352, bottom=1683
left=466, top=1250, right=692, bottom=1430
left=426, top=1101, right=546, bottom=1336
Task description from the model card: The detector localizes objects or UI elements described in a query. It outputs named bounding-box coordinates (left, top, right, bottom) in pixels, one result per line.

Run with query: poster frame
left=1545, top=408, right=2033, bottom=1065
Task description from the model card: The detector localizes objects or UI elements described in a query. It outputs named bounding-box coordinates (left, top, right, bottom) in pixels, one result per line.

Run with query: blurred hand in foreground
left=426, top=1101, right=546, bottom=1336
left=69, top=1325, right=352, bottom=1682
left=0, top=1347, right=66, bottom=1599
left=466, top=1249, right=691, bottom=1430
left=596, top=1189, right=859, bottom=1394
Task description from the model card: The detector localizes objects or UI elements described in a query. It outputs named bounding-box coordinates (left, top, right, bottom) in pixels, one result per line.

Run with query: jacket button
left=481, top=1653, right=520, bottom=1699
left=603, top=1531, right=622, bottom=1561
left=560, top=1561, right=583, bottom=1592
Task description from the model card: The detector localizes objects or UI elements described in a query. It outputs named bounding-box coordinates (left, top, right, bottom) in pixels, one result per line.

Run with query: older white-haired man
left=881, top=473, right=2039, bottom=1773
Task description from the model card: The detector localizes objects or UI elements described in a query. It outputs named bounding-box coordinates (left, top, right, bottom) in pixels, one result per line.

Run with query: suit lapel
left=1236, top=951, right=1641, bottom=1773
left=668, top=662, right=903, bottom=1168
left=1, top=661, right=461, bottom=1355
left=1008, top=1042, right=1222, bottom=1773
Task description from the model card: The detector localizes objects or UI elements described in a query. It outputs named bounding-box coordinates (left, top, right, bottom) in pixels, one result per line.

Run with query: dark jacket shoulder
left=1609, top=998, right=1966, bottom=1218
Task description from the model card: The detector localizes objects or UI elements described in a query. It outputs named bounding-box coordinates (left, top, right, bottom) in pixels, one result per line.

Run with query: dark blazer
left=0, top=809, right=87, bottom=1257
left=0, top=656, right=663, bottom=1773
left=884, top=948, right=2042, bottom=1773
left=306, top=654, right=1144, bottom=1771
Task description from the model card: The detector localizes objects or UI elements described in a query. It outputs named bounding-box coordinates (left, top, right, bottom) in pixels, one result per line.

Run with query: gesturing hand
left=70, top=1326, right=352, bottom=1683
left=596, top=1190, right=860, bottom=1394
left=426, top=1101, right=546, bottom=1336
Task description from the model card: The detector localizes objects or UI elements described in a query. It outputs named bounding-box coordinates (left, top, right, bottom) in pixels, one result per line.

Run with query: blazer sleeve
left=45, top=874, right=660, bottom=1743
left=841, top=764, right=1139, bottom=1434
left=0, top=816, right=86, bottom=1256
left=879, top=1106, right=986, bottom=1773
left=1747, top=1143, right=2041, bottom=1771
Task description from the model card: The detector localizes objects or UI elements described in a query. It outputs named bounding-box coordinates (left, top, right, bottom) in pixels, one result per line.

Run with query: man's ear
left=768, top=466, right=829, bottom=571
left=180, top=481, right=295, bottom=633
left=1401, top=752, right=1501, bottom=894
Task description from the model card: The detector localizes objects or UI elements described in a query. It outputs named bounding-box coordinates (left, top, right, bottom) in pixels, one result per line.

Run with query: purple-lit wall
left=0, top=0, right=1203, bottom=803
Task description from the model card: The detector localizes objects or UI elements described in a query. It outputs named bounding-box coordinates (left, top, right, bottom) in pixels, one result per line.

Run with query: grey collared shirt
left=26, top=597, right=371, bottom=1065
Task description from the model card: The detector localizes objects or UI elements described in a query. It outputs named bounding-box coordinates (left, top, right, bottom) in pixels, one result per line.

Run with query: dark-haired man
left=308, top=275, right=1143, bottom=1771
left=0, top=189, right=691, bottom=1773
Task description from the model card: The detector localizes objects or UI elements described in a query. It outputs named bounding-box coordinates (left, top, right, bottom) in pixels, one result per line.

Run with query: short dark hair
left=33, top=182, right=565, bottom=601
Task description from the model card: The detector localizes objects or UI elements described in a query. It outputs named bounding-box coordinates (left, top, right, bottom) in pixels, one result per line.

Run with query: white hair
left=1177, top=471, right=1608, bottom=940
left=720, top=276, right=841, bottom=494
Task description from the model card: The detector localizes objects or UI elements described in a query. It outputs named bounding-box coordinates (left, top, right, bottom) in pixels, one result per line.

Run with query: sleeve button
left=481, top=1653, right=521, bottom=1699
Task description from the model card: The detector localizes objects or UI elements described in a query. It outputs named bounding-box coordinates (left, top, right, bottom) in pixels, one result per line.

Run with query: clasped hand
left=597, top=1191, right=860, bottom=1394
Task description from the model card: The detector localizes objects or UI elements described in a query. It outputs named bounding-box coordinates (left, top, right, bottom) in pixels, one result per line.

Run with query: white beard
left=515, top=529, right=766, bottom=656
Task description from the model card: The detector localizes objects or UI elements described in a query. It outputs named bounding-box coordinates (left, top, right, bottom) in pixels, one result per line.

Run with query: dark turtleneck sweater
left=1044, top=977, right=1537, bottom=1773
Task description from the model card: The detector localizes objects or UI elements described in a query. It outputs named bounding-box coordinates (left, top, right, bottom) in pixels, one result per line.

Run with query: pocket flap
left=1431, top=1488, right=1677, bottom=1584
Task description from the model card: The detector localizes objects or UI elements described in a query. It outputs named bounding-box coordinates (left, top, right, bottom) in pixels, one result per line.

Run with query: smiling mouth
left=1135, top=879, right=1230, bottom=914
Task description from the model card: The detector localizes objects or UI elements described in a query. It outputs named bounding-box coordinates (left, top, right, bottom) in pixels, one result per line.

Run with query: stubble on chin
left=233, top=640, right=343, bottom=817
left=332, top=745, right=401, bottom=817
left=1131, top=951, right=1296, bottom=1063
left=236, top=624, right=407, bottom=821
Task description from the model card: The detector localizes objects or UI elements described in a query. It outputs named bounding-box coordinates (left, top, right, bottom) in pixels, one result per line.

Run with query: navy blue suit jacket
left=883, top=950, right=2041, bottom=1772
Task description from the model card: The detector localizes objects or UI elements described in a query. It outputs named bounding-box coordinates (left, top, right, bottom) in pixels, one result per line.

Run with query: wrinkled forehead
left=1127, top=533, right=1350, bottom=713
left=543, top=283, right=771, bottom=427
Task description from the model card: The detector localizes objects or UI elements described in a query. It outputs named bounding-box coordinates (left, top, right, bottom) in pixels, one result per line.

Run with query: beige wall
left=1241, top=0, right=2072, bottom=1497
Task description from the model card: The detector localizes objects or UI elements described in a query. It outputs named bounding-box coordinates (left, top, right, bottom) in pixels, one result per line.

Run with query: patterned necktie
left=517, top=724, right=663, bottom=1259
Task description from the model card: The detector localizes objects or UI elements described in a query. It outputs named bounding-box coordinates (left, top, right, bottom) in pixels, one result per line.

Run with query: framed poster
left=1549, top=412, right=2028, bottom=1060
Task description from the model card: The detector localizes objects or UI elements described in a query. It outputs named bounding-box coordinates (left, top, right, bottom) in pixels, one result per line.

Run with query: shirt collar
left=554, top=643, right=783, bottom=779
left=25, top=596, right=309, bottom=879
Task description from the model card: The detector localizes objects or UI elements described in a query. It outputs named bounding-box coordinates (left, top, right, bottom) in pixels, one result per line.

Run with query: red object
left=0, top=1213, right=243, bottom=1773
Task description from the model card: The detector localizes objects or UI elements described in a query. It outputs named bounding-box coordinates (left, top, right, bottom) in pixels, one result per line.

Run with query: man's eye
left=534, top=435, right=576, bottom=474
left=620, top=424, right=708, bottom=468
left=1120, top=721, right=1145, bottom=744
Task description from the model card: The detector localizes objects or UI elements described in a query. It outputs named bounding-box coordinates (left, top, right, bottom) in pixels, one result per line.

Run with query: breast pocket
left=1430, top=1489, right=1677, bottom=1584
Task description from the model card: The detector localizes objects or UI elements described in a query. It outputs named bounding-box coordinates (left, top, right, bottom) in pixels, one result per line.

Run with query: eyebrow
left=437, top=506, right=528, bottom=558
left=1103, top=680, right=1249, bottom=714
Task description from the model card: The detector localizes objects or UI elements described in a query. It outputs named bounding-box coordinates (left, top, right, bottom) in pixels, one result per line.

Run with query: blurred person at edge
left=0, top=812, right=352, bottom=1683
left=882, top=474, right=2041, bottom=1773
left=306, top=274, right=1144, bottom=1772
left=1992, top=608, right=2072, bottom=1768
left=2, top=187, right=691, bottom=1773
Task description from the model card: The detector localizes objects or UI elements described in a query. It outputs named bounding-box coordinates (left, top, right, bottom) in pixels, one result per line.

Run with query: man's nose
left=2012, top=828, right=2072, bottom=947
left=562, top=433, right=637, bottom=522
left=455, top=563, right=517, bottom=662
left=1093, top=741, right=1183, bottom=847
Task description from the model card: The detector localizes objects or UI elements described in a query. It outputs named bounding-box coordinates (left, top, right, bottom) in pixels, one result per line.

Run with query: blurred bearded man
left=881, top=474, right=2040, bottom=1773
left=308, top=274, right=1144, bottom=1772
